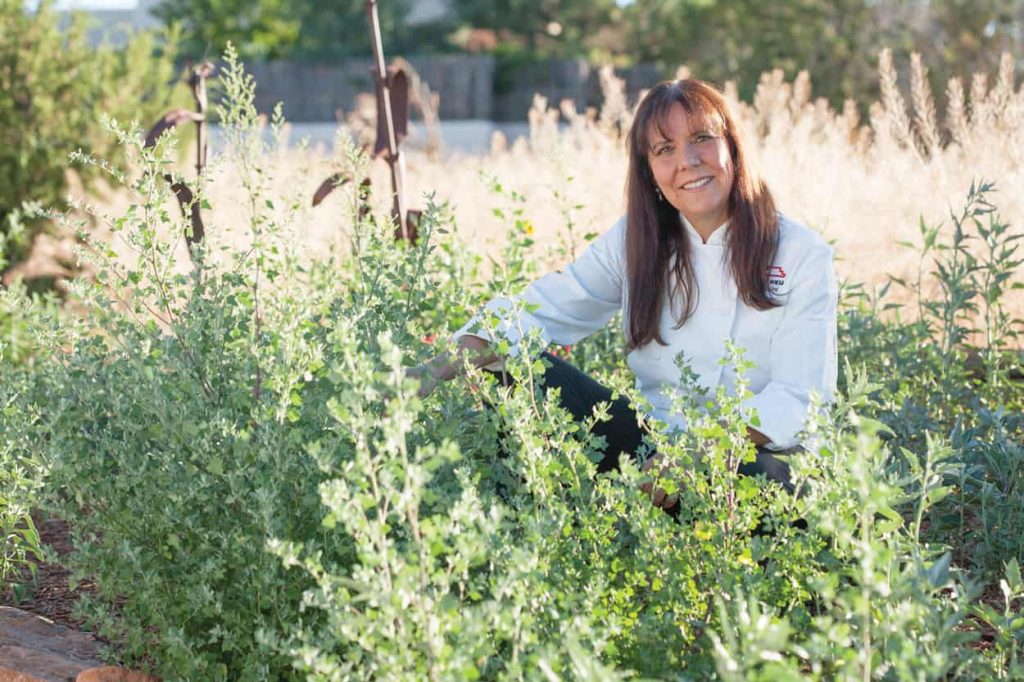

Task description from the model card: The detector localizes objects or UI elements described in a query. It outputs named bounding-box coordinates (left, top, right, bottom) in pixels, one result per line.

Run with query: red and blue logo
left=767, top=265, right=786, bottom=294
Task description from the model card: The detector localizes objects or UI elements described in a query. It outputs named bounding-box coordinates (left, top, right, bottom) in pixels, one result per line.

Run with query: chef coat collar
left=680, top=213, right=730, bottom=246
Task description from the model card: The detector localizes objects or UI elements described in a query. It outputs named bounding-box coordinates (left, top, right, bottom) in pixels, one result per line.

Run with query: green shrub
left=0, top=281, right=63, bottom=594
left=20, top=48, right=481, bottom=678
left=839, top=182, right=1024, bottom=583
left=0, top=0, right=182, bottom=272
left=0, top=379, right=43, bottom=596
left=12, top=49, right=1024, bottom=679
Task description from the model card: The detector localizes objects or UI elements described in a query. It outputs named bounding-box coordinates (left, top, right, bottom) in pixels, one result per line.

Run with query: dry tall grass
left=89, top=52, right=1024, bottom=321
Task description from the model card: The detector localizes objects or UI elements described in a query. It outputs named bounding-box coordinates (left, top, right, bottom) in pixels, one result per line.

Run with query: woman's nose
left=677, top=144, right=700, bottom=169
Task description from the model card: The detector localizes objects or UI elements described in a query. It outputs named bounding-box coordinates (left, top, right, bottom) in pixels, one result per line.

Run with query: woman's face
left=646, top=102, right=735, bottom=238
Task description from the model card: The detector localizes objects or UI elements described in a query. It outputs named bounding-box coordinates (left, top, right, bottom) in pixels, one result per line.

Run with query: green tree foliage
left=624, top=0, right=880, bottom=102
left=0, top=0, right=182, bottom=272
left=152, top=0, right=300, bottom=60
left=289, top=0, right=429, bottom=61
left=450, top=0, right=621, bottom=57
left=621, top=0, right=1021, bottom=104
left=152, top=0, right=431, bottom=62
left=151, top=0, right=1021, bottom=106
left=905, top=0, right=1021, bottom=81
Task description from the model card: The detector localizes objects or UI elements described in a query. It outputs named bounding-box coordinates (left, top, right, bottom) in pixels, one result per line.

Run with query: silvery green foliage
left=18, top=48, right=476, bottom=679
left=8, top=46, right=1024, bottom=680
left=1, top=277, right=71, bottom=594
left=0, top=285, right=49, bottom=591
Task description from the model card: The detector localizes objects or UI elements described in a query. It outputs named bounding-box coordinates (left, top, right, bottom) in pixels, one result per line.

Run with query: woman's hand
left=638, top=430, right=768, bottom=510
left=405, top=363, right=441, bottom=399
left=639, top=452, right=679, bottom=510
left=403, top=335, right=499, bottom=400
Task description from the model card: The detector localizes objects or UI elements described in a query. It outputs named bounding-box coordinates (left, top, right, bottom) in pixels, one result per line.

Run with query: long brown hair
left=624, top=79, right=779, bottom=350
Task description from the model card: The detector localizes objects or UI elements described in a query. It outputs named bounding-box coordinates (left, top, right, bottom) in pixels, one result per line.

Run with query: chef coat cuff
left=741, top=386, right=810, bottom=451
left=451, top=297, right=548, bottom=370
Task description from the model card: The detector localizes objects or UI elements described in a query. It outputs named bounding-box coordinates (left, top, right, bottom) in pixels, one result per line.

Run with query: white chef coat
left=454, top=213, right=838, bottom=451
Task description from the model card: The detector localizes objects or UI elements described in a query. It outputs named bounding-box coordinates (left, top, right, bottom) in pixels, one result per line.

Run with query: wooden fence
left=247, top=56, right=663, bottom=122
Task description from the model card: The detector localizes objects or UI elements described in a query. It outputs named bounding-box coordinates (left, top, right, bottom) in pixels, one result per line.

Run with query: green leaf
left=925, top=486, right=951, bottom=506
left=1006, top=558, right=1022, bottom=591
left=875, top=505, right=904, bottom=535
left=927, top=552, right=952, bottom=588
left=207, top=457, right=224, bottom=476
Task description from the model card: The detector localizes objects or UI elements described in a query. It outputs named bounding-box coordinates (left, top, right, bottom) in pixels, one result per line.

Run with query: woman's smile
left=681, top=176, right=713, bottom=190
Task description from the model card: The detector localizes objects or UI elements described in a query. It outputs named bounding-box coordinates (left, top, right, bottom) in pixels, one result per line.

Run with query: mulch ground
left=1, top=515, right=101, bottom=634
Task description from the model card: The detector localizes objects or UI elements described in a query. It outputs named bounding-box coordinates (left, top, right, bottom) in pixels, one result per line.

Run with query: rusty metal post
left=145, top=61, right=215, bottom=255
left=366, top=0, right=409, bottom=240
left=189, top=62, right=213, bottom=177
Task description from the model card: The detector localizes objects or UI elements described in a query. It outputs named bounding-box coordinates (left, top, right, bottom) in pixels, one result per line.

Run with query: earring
left=655, top=187, right=664, bottom=202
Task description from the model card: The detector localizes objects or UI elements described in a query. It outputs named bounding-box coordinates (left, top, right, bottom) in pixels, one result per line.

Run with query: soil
left=0, top=515, right=132, bottom=681
left=1, top=515, right=100, bottom=632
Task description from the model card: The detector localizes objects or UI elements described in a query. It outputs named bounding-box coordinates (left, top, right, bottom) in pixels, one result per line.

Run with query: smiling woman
left=408, top=78, right=838, bottom=513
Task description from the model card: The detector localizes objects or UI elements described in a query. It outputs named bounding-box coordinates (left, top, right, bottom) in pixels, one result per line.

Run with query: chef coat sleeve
left=742, top=244, right=838, bottom=450
left=452, top=217, right=626, bottom=356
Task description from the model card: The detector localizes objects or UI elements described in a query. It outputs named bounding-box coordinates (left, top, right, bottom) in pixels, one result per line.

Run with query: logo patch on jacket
left=767, top=265, right=787, bottom=296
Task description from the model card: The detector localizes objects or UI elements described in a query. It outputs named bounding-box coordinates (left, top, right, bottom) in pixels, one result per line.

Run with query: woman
left=410, top=79, right=837, bottom=509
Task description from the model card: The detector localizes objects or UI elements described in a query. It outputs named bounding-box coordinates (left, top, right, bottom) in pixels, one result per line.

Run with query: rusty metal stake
left=144, top=60, right=214, bottom=256
left=189, top=62, right=213, bottom=178
left=366, top=0, right=409, bottom=240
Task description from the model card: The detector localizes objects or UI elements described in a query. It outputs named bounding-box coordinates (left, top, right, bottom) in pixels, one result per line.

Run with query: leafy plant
left=0, top=0, right=182, bottom=273
left=9, top=46, right=1024, bottom=680
left=971, top=559, right=1024, bottom=679
left=0, top=280, right=62, bottom=593
left=0, top=329, right=43, bottom=593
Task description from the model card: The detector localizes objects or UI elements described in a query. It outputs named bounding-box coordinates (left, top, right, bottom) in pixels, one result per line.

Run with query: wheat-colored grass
left=83, top=54, right=1024, bottom=327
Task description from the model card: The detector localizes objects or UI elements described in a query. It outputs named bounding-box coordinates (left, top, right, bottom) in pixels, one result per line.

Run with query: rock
left=0, top=667, right=47, bottom=682
left=75, top=667, right=159, bottom=682
left=0, top=607, right=102, bottom=682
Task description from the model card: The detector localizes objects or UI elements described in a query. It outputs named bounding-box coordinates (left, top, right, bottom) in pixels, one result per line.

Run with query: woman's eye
left=654, top=145, right=673, bottom=156
left=694, top=133, right=715, bottom=143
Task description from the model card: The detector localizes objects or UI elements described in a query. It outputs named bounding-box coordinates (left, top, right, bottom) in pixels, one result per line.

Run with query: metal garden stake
left=144, top=61, right=215, bottom=259
left=367, top=0, right=410, bottom=240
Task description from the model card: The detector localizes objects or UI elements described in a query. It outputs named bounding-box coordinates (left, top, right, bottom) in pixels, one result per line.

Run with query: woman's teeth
left=682, top=177, right=712, bottom=190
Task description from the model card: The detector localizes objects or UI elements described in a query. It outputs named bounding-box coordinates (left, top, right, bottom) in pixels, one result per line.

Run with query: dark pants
left=488, top=352, right=794, bottom=492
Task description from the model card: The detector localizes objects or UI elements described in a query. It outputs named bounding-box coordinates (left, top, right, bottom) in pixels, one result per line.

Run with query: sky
left=25, top=0, right=138, bottom=8
left=31, top=0, right=641, bottom=13
left=31, top=0, right=637, bottom=12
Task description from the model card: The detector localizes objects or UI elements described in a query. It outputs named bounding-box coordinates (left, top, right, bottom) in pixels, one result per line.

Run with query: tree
left=451, top=0, right=621, bottom=57
left=621, top=0, right=1022, bottom=107
left=0, top=0, right=182, bottom=274
left=622, top=0, right=879, bottom=103
left=153, top=0, right=425, bottom=62
left=153, top=0, right=300, bottom=61
left=289, top=0, right=421, bottom=61
left=908, top=0, right=1021, bottom=79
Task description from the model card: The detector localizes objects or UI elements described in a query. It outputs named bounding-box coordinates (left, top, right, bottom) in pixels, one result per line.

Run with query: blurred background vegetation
left=1, top=0, right=182, bottom=280
left=151, top=0, right=1023, bottom=104
left=1, top=0, right=1021, bottom=280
